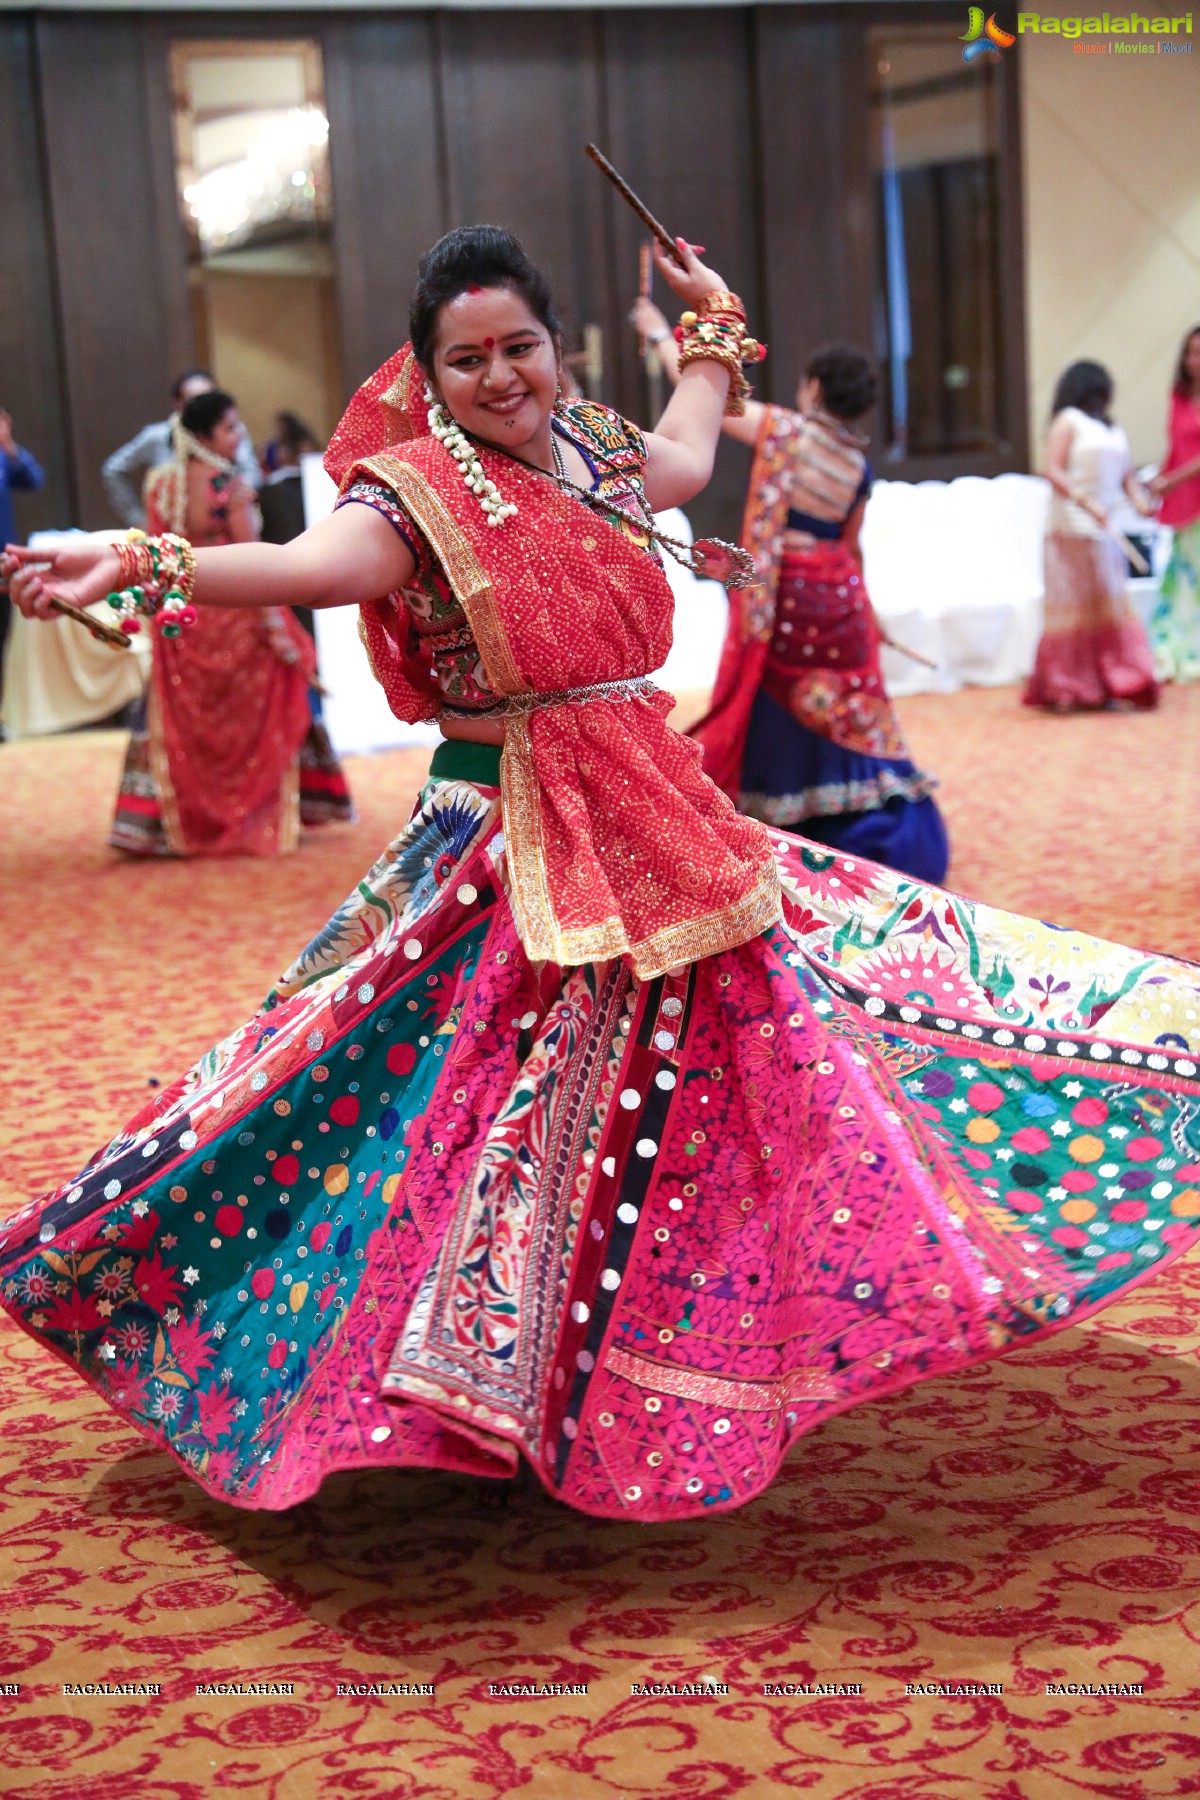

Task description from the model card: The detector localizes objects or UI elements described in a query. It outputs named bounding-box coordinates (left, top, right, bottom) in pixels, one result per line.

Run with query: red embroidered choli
left=325, top=361, right=778, bottom=980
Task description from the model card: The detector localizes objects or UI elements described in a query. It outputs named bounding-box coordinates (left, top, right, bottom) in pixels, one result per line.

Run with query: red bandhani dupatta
left=144, top=472, right=316, bottom=856
left=326, top=348, right=779, bottom=979
left=689, top=404, right=805, bottom=800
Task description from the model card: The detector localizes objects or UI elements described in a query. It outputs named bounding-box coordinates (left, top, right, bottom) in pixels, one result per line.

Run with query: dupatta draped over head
left=325, top=347, right=779, bottom=979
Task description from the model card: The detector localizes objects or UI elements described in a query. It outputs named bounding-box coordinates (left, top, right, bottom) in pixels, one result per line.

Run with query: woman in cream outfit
left=1024, top=360, right=1157, bottom=712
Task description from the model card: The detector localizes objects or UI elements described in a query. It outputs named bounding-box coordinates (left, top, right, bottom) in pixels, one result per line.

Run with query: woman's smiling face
left=428, top=285, right=560, bottom=453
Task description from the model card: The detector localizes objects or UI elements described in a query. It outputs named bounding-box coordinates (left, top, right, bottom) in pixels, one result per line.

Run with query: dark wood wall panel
left=10, top=3, right=1025, bottom=531
left=601, top=8, right=761, bottom=539
left=37, top=15, right=193, bottom=528
left=997, top=52, right=1029, bottom=469
left=438, top=11, right=610, bottom=368
left=753, top=10, right=875, bottom=409
left=324, top=15, right=446, bottom=391
left=0, top=16, right=70, bottom=533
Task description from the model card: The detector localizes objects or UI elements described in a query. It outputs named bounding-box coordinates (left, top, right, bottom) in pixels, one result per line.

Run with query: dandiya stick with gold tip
left=585, top=144, right=688, bottom=267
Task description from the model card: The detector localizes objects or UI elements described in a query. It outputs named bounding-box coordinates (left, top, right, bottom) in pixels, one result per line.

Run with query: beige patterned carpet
left=1, top=686, right=1198, bottom=1799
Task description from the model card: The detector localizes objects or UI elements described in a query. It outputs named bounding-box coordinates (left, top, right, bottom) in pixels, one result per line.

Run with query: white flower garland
left=427, top=396, right=518, bottom=528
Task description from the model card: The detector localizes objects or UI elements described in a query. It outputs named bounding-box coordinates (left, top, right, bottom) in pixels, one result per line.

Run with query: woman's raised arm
left=631, top=293, right=765, bottom=450
left=636, top=240, right=740, bottom=512
left=2, top=501, right=416, bottom=622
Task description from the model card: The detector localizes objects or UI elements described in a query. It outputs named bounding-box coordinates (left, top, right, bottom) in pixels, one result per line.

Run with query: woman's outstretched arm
left=3, top=502, right=415, bottom=622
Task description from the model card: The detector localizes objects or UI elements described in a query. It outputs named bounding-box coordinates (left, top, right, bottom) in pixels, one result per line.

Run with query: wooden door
left=0, top=17, right=70, bottom=532
left=602, top=7, right=761, bottom=541
left=438, top=11, right=613, bottom=404
left=324, top=15, right=447, bottom=390
left=37, top=14, right=193, bottom=529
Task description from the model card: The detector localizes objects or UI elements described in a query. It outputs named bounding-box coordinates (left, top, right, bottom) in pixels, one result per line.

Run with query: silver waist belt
left=498, top=675, right=661, bottom=716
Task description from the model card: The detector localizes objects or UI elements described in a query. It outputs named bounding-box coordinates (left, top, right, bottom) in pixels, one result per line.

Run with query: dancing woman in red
left=5, top=226, right=1200, bottom=1522
left=632, top=302, right=947, bottom=883
left=109, top=388, right=324, bottom=858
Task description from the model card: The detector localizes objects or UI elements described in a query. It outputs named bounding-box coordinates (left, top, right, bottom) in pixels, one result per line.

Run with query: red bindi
left=483, top=336, right=495, bottom=350
left=466, top=285, right=485, bottom=295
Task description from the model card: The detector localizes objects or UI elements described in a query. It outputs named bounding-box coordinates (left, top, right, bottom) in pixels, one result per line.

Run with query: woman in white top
left=1024, top=361, right=1157, bottom=711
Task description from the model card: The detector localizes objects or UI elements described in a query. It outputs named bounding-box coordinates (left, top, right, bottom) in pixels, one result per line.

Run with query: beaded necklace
left=487, top=407, right=757, bottom=591
left=425, top=377, right=753, bottom=586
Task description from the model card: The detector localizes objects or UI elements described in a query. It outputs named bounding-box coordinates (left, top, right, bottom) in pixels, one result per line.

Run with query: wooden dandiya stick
left=50, top=598, right=133, bottom=648
left=1105, top=522, right=1151, bottom=577
left=1068, top=487, right=1152, bottom=576
left=585, top=144, right=689, bottom=268
left=1, top=563, right=135, bottom=648
left=639, top=242, right=653, bottom=299
left=0, top=579, right=132, bottom=649
left=637, top=242, right=653, bottom=360
left=878, top=627, right=939, bottom=672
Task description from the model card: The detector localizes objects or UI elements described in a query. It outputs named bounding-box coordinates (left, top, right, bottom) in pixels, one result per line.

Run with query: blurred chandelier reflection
left=183, top=104, right=329, bottom=253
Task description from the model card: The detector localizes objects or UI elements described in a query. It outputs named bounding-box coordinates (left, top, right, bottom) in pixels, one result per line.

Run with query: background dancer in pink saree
left=632, top=303, right=947, bottom=883
left=110, top=389, right=351, bottom=857
left=1149, top=325, right=1200, bottom=682
left=1025, top=361, right=1158, bottom=713
left=6, top=226, right=1200, bottom=1525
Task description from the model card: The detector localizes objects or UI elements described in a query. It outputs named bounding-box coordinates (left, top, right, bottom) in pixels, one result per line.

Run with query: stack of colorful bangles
left=104, top=530, right=198, bottom=637
left=675, top=289, right=767, bottom=416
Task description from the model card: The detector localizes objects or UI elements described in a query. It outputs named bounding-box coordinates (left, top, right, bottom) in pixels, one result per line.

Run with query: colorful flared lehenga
left=1149, top=393, right=1200, bottom=683
left=5, top=360, right=1200, bottom=1522
left=691, top=405, right=948, bottom=884
left=110, top=466, right=354, bottom=857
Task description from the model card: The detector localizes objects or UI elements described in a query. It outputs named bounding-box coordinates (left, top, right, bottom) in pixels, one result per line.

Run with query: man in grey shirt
left=102, top=368, right=262, bottom=528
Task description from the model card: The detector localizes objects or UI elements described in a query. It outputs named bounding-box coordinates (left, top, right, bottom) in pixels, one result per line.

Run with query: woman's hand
left=630, top=296, right=671, bottom=342
left=1149, top=471, right=1173, bottom=498
left=652, top=238, right=728, bottom=310
left=1, top=539, right=122, bottom=619
left=225, top=477, right=259, bottom=511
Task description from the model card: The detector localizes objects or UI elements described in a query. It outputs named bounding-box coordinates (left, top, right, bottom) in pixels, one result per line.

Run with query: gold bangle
left=675, top=296, right=759, bottom=415
left=697, top=289, right=747, bottom=322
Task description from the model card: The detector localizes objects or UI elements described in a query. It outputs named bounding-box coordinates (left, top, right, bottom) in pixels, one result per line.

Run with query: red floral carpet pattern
left=2, top=691, right=1200, bottom=1798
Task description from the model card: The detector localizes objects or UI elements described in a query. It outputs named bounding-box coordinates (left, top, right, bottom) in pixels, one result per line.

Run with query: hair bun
left=409, top=225, right=562, bottom=371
